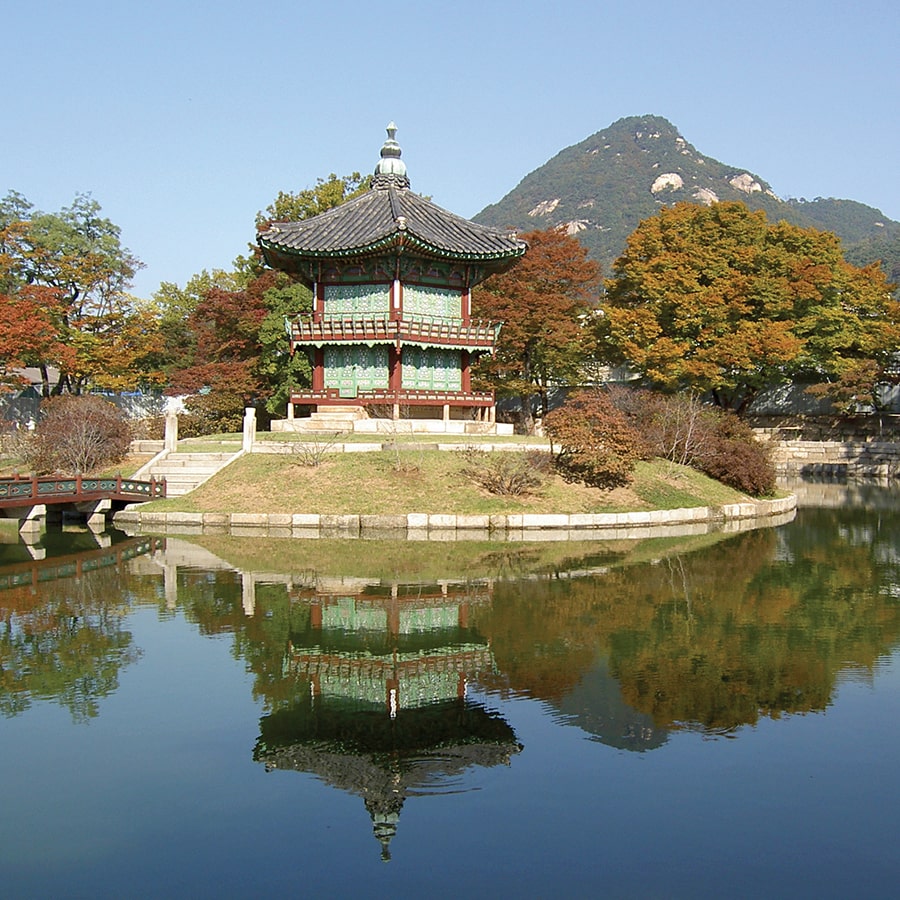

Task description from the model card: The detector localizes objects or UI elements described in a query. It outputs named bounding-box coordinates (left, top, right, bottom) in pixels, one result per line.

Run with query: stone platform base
left=271, top=417, right=514, bottom=436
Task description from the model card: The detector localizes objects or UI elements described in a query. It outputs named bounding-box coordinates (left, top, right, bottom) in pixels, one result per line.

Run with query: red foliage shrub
left=544, top=389, right=649, bottom=489
left=694, top=413, right=776, bottom=496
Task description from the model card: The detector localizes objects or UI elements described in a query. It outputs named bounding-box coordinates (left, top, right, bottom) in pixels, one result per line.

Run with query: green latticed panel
left=324, top=283, right=390, bottom=317
left=401, top=347, right=462, bottom=391
left=403, top=285, right=462, bottom=321
left=398, top=604, right=461, bottom=633
left=322, top=598, right=387, bottom=631
left=324, top=346, right=389, bottom=396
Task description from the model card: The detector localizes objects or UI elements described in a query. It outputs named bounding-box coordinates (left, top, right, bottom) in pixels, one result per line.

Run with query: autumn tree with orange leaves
left=472, top=227, right=601, bottom=432
left=1, top=191, right=162, bottom=396
left=0, top=285, right=76, bottom=391
left=601, top=202, right=900, bottom=414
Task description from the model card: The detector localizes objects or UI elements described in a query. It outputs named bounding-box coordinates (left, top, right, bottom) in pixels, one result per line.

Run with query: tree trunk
left=39, top=363, right=51, bottom=398
left=518, top=394, right=535, bottom=435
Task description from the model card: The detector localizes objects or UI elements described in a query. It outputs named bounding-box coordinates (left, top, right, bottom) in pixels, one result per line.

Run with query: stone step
left=154, top=470, right=217, bottom=481
left=142, top=450, right=242, bottom=496
left=161, top=453, right=236, bottom=463
left=317, top=405, right=368, bottom=419
left=153, top=461, right=221, bottom=471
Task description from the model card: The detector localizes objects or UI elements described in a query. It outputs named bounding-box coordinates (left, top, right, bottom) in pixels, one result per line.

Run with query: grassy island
left=139, top=447, right=753, bottom=517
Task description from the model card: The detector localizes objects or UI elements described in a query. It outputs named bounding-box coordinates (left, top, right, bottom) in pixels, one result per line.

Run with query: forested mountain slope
left=475, top=115, right=900, bottom=293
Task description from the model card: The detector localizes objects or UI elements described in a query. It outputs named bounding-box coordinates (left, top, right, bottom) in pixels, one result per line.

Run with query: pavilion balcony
left=289, top=388, right=497, bottom=408
left=289, top=316, right=500, bottom=351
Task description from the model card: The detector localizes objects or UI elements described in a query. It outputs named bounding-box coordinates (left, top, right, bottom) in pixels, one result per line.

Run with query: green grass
left=142, top=448, right=751, bottom=516
left=186, top=528, right=746, bottom=583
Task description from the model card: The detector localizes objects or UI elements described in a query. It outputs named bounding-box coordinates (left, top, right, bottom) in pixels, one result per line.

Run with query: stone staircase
left=275, top=405, right=369, bottom=434
left=139, top=450, right=242, bottom=497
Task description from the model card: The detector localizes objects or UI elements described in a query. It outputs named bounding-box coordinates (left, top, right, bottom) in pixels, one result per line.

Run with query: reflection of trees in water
left=123, top=503, right=900, bottom=744
left=0, top=542, right=161, bottom=721
left=473, top=512, right=900, bottom=734
left=175, top=508, right=900, bottom=743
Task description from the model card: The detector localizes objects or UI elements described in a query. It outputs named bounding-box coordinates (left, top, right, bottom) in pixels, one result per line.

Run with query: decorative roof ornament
left=257, top=122, right=527, bottom=282
left=373, top=122, right=410, bottom=189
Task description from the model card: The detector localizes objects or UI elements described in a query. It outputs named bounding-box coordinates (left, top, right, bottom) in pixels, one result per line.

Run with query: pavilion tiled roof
left=257, top=124, right=527, bottom=278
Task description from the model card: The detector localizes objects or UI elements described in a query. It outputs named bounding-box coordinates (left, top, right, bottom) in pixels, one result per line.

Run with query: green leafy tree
left=150, top=269, right=243, bottom=375
left=602, top=202, right=900, bottom=414
left=0, top=191, right=152, bottom=395
left=254, top=172, right=371, bottom=230
left=165, top=173, right=367, bottom=427
left=472, top=227, right=602, bottom=432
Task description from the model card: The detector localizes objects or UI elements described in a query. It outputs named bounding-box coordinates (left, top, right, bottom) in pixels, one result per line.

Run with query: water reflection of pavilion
left=253, top=578, right=521, bottom=861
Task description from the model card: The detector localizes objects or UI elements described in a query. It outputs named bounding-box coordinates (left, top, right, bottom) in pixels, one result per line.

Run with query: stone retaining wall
left=113, top=495, right=796, bottom=542
left=761, top=439, right=900, bottom=477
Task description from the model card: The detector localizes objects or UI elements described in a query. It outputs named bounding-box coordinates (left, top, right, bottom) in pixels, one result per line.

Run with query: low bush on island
left=544, top=388, right=776, bottom=497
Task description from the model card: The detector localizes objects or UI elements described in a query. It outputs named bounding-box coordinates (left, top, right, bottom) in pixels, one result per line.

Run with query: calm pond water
left=2, top=483, right=900, bottom=898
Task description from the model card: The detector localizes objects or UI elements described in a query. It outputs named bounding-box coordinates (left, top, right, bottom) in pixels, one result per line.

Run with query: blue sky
left=6, top=0, right=899, bottom=299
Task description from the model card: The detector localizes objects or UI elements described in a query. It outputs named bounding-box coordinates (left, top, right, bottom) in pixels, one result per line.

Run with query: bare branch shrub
left=366, top=404, right=422, bottom=473
left=608, top=387, right=776, bottom=496
left=458, top=447, right=550, bottom=497
left=22, top=395, right=132, bottom=474
left=290, top=433, right=340, bottom=467
left=607, top=386, right=713, bottom=467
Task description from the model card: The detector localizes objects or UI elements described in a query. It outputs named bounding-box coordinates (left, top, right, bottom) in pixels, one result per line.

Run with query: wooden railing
left=0, top=537, right=163, bottom=594
left=289, top=388, right=495, bottom=407
left=0, top=474, right=166, bottom=508
left=290, top=316, right=499, bottom=349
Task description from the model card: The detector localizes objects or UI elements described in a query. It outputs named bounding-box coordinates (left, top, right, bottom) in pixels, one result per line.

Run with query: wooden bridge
left=0, top=473, right=165, bottom=535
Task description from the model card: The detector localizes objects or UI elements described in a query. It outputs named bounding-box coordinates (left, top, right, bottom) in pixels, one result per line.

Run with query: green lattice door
left=324, top=346, right=389, bottom=397
left=401, top=348, right=462, bottom=391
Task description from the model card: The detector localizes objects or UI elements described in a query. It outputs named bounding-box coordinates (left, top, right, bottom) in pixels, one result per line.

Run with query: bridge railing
left=0, top=474, right=166, bottom=507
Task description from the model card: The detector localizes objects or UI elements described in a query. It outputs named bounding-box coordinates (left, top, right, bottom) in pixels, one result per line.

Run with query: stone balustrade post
left=243, top=407, right=257, bottom=452
left=164, top=412, right=179, bottom=452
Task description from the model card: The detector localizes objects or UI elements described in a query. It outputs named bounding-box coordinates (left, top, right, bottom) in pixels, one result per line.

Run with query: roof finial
left=373, top=122, right=410, bottom=189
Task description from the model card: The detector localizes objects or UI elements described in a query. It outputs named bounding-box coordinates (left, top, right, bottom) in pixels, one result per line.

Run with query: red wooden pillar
left=388, top=347, right=402, bottom=392
left=312, top=349, right=325, bottom=392
left=461, top=350, right=471, bottom=392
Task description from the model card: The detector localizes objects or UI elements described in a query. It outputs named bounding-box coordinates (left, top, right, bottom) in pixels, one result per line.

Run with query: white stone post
left=164, top=412, right=179, bottom=452
left=243, top=407, right=257, bottom=452
left=242, top=574, right=256, bottom=616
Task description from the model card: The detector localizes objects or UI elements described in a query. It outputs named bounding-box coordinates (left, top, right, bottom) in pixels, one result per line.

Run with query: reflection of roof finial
left=373, top=122, right=410, bottom=189
left=366, top=797, right=402, bottom=862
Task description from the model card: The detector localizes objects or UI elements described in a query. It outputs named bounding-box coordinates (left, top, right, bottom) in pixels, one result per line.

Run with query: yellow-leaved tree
left=602, top=201, right=900, bottom=414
